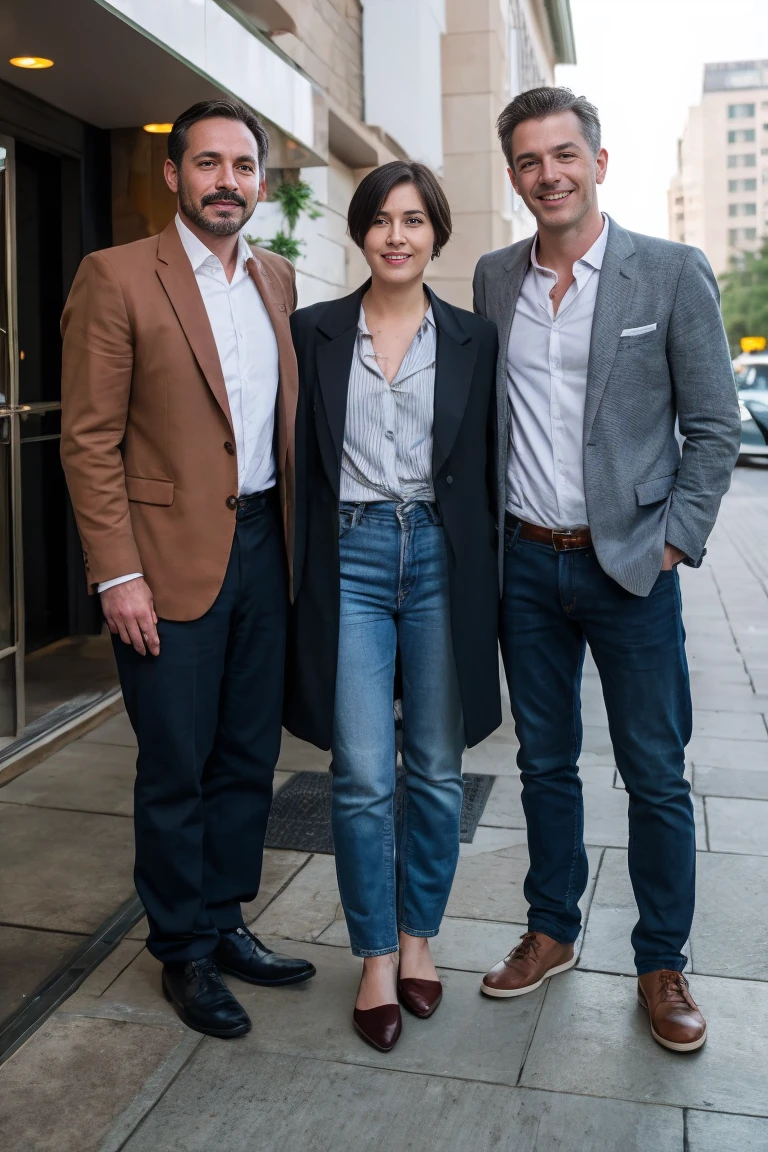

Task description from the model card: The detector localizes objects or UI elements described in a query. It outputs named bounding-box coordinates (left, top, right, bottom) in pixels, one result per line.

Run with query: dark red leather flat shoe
left=397, top=977, right=443, bottom=1019
left=353, top=1004, right=402, bottom=1051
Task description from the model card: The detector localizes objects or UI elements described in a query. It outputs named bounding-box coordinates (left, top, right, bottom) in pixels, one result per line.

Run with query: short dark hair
left=348, top=161, right=452, bottom=259
left=497, top=87, right=601, bottom=170
left=168, top=99, right=269, bottom=177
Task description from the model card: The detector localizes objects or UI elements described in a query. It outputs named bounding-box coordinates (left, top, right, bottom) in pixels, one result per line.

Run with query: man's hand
left=101, top=577, right=160, bottom=656
left=662, top=543, right=687, bottom=571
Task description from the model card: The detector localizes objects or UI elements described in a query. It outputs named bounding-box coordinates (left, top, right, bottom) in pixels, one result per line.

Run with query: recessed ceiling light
left=143, top=123, right=173, bottom=134
left=10, top=56, right=54, bottom=70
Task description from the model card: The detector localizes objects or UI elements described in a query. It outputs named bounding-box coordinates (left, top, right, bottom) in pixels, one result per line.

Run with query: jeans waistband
left=339, top=500, right=442, bottom=527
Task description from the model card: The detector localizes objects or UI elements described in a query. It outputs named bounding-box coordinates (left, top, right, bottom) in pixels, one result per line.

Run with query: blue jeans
left=500, top=519, right=694, bottom=975
left=332, top=501, right=465, bottom=957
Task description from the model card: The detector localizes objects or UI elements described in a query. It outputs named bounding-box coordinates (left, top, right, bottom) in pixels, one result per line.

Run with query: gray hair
left=497, top=87, right=601, bottom=170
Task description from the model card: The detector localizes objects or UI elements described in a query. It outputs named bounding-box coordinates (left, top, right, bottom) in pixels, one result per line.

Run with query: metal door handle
left=0, top=405, right=30, bottom=417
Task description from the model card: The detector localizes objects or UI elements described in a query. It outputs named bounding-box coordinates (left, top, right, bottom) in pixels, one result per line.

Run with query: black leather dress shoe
left=162, top=957, right=251, bottom=1039
left=214, top=926, right=316, bottom=986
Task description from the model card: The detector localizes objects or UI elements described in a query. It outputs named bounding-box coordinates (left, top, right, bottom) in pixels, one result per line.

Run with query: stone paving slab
left=0, top=925, right=88, bottom=1022
left=694, top=765, right=768, bottom=800
left=0, top=740, right=137, bottom=817
left=215, top=941, right=546, bottom=1088
left=686, top=1109, right=768, bottom=1151
left=688, top=736, right=768, bottom=771
left=0, top=1014, right=186, bottom=1152
left=578, top=847, right=768, bottom=981
left=117, top=1050, right=686, bottom=1152
left=692, top=711, right=767, bottom=742
left=520, top=969, right=768, bottom=1116
left=0, top=804, right=134, bottom=935
left=316, top=914, right=527, bottom=974
left=253, top=854, right=340, bottom=943
left=81, top=710, right=137, bottom=747
left=705, top=797, right=768, bottom=855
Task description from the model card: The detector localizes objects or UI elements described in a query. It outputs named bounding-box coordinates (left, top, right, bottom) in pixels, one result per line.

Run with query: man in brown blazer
left=61, top=99, right=315, bottom=1039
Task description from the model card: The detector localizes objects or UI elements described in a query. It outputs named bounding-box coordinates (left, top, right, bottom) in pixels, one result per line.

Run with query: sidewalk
left=2, top=467, right=767, bottom=1152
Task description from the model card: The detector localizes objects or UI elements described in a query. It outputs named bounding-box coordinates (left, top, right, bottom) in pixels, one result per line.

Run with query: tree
left=720, top=239, right=768, bottom=355
left=246, top=178, right=322, bottom=265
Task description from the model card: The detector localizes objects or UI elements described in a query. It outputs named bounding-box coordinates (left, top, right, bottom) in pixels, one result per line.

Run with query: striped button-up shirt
left=340, top=305, right=437, bottom=504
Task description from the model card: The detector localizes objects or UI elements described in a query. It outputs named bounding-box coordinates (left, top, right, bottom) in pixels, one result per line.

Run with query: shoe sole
left=480, top=955, right=577, bottom=998
left=216, top=963, right=317, bottom=987
left=637, top=992, right=708, bottom=1052
left=353, top=1018, right=402, bottom=1052
left=161, top=981, right=251, bottom=1039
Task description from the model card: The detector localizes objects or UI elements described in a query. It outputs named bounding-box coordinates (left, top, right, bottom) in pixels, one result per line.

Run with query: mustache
left=201, top=191, right=247, bottom=209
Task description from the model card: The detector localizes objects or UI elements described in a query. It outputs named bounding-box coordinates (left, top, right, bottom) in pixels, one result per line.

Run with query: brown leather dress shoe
left=637, top=970, right=707, bottom=1052
left=353, top=1004, right=402, bottom=1052
left=398, top=977, right=442, bottom=1019
left=481, top=931, right=575, bottom=998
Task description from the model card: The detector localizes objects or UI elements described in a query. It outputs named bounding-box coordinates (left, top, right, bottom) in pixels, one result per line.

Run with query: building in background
left=668, top=60, right=768, bottom=276
left=0, top=0, right=573, bottom=754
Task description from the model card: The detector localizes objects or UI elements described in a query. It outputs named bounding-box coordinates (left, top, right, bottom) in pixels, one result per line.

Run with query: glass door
left=0, top=136, right=25, bottom=737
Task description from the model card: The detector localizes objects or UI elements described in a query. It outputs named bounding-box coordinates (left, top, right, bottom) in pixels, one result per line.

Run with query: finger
left=116, top=620, right=133, bottom=647
left=138, top=614, right=161, bottom=657
left=125, top=618, right=147, bottom=656
left=104, top=616, right=119, bottom=636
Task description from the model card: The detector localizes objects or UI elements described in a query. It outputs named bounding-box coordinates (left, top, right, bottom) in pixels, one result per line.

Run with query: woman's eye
left=407, top=217, right=424, bottom=225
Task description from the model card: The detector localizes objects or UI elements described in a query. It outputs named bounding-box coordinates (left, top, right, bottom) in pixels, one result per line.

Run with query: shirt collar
left=175, top=214, right=253, bottom=276
left=358, top=303, right=436, bottom=336
left=531, top=213, right=609, bottom=277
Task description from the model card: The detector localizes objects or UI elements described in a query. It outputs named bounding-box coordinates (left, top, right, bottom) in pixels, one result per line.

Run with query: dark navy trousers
left=114, top=492, right=287, bottom=963
left=499, top=517, right=695, bottom=975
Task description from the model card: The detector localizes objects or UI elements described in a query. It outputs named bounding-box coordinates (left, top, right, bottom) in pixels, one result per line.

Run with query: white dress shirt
left=99, top=215, right=280, bottom=593
left=506, top=216, right=609, bottom=529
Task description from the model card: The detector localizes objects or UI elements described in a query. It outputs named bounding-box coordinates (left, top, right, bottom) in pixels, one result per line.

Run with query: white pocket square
left=620, top=323, right=657, bottom=337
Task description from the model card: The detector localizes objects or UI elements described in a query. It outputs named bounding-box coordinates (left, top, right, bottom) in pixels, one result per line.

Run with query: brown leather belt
left=517, top=519, right=592, bottom=551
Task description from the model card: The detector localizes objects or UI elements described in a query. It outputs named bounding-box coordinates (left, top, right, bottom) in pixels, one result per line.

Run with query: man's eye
left=559, top=153, right=575, bottom=160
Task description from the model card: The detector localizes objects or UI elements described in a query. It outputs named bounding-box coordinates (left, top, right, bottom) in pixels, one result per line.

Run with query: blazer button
left=446, top=475, right=454, bottom=485
left=224, top=441, right=235, bottom=455
left=226, top=495, right=238, bottom=510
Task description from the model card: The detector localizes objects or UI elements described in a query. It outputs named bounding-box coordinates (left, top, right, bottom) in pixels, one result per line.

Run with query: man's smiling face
left=507, top=109, right=608, bottom=233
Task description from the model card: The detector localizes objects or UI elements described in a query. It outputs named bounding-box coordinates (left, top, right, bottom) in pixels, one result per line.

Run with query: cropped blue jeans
left=331, top=501, right=465, bottom=958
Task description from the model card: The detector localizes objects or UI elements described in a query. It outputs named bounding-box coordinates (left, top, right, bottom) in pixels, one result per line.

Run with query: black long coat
left=284, top=282, right=501, bottom=750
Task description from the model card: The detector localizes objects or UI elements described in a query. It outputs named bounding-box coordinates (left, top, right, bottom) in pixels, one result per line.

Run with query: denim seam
left=352, top=944, right=400, bottom=958
left=563, top=637, right=586, bottom=917
left=398, top=924, right=439, bottom=938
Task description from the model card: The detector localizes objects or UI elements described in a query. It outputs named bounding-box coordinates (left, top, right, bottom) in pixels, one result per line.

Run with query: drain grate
left=265, top=769, right=495, bottom=855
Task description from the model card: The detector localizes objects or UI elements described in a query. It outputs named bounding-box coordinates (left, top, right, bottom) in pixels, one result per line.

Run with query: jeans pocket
left=504, top=520, right=523, bottom=555
left=338, top=509, right=355, bottom=539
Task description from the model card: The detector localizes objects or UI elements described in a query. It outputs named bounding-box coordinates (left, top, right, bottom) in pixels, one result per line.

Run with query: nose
left=538, top=158, right=561, bottom=186
left=216, top=165, right=239, bottom=191
left=386, top=221, right=407, bottom=247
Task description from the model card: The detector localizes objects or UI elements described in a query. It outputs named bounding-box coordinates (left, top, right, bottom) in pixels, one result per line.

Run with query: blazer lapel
left=315, top=287, right=367, bottom=496
left=155, top=222, right=233, bottom=433
left=428, top=290, right=477, bottom=480
left=584, top=219, right=636, bottom=443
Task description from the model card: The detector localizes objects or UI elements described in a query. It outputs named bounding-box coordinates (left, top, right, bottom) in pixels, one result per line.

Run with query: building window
left=728, top=128, right=756, bottom=143
left=728, top=103, right=756, bottom=118
left=729, top=178, right=757, bottom=191
left=727, top=154, right=757, bottom=167
left=728, top=202, right=757, bottom=216
left=729, top=227, right=758, bottom=244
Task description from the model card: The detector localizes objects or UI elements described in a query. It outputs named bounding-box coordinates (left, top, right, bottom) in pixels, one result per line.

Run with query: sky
left=555, top=0, right=768, bottom=238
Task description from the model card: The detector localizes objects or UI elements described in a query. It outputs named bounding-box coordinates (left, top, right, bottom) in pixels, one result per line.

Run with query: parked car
left=735, top=354, right=768, bottom=459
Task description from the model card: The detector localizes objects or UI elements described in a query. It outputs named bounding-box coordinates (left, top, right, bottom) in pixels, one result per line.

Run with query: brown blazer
left=60, top=220, right=299, bottom=622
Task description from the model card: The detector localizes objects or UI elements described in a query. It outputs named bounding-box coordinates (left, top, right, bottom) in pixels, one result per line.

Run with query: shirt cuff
left=97, top=573, right=143, bottom=593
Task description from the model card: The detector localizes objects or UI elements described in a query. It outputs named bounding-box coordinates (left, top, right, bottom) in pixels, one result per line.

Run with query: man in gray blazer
left=473, top=86, right=741, bottom=1052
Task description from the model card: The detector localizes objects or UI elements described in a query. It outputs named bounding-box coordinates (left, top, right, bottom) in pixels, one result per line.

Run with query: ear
left=595, top=147, right=608, bottom=187
left=257, top=175, right=268, bottom=203
left=164, top=159, right=179, bottom=195
left=506, top=165, right=520, bottom=196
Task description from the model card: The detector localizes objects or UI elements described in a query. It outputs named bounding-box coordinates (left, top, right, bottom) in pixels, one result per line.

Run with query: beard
left=178, top=179, right=256, bottom=237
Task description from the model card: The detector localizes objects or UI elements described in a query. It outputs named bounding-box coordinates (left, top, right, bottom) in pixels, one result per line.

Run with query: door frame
left=0, top=133, right=26, bottom=735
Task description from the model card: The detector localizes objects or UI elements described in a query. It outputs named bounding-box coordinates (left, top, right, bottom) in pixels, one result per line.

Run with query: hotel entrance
left=0, top=113, right=118, bottom=755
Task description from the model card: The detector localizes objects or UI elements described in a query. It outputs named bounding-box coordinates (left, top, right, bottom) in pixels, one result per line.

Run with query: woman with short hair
left=285, top=161, right=501, bottom=1051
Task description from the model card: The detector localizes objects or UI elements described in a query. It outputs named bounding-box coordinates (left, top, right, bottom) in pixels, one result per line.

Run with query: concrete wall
left=274, top=0, right=364, bottom=120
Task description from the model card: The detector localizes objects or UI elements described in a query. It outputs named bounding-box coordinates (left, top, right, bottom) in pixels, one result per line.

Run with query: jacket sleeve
left=473, top=258, right=487, bottom=318
left=665, top=246, right=741, bottom=566
left=60, top=252, right=143, bottom=591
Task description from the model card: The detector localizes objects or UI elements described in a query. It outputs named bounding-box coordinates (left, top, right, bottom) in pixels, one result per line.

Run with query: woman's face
left=362, top=182, right=435, bottom=286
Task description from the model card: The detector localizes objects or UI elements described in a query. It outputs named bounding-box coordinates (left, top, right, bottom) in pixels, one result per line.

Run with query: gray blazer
left=473, top=216, right=742, bottom=597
